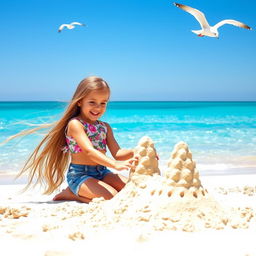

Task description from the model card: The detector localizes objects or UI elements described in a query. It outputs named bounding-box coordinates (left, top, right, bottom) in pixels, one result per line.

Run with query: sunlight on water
left=1, top=101, right=256, bottom=174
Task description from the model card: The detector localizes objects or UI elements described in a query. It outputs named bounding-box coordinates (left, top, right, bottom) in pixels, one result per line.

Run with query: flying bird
left=173, top=2, right=252, bottom=38
left=58, top=22, right=86, bottom=33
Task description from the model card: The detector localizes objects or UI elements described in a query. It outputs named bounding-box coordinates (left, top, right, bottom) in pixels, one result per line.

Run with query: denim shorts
left=67, top=163, right=112, bottom=196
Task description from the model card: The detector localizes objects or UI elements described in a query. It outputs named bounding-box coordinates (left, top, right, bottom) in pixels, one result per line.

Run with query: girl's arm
left=105, top=123, right=134, bottom=161
left=67, top=120, right=132, bottom=170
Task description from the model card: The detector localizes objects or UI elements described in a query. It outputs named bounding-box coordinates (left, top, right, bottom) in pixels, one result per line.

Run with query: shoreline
left=1, top=164, right=256, bottom=185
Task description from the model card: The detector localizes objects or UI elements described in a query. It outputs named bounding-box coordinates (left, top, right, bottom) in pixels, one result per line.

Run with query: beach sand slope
left=1, top=137, right=256, bottom=256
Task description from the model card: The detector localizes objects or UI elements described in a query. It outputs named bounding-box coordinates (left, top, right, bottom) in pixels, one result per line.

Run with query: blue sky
left=0, top=0, right=255, bottom=101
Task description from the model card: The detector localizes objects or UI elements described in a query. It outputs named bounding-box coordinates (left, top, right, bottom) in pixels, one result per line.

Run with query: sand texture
left=82, top=138, right=255, bottom=232
left=1, top=137, right=256, bottom=256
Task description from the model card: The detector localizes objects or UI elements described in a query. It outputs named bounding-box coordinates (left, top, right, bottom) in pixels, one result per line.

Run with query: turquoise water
left=1, top=101, right=256, bottom=175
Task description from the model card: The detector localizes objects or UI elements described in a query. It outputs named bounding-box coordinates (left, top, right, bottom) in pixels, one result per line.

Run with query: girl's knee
left=103, top=187, right=118, bottom=200
left=78, top=179, right=118, bottom=200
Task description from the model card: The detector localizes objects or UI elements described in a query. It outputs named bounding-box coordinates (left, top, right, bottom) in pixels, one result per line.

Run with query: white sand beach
left=1, top=139, right=256, bottom=256
left=1, top=174, right=256, bottom=256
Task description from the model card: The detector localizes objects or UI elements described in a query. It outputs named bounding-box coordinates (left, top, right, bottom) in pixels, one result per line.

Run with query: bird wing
left=213, top=19, right=252, bottom=30
left=70, top=22, right=85, bottom=26
left=174, top=2, right=210, bottom=29
left=58, top=24, right=68, bottom=32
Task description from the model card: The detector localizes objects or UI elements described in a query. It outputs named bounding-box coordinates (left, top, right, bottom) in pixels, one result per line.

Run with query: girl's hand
left=114, top=157, right=138, bottom=171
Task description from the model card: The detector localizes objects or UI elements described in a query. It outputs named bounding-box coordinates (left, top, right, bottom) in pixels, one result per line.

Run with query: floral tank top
left=63, top=117, right=107, bottom=153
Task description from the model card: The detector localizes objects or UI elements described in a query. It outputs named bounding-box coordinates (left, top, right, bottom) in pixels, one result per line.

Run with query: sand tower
left=164, top=141, right=208, bottom=199
left=129, top=136, right=160, bottom=180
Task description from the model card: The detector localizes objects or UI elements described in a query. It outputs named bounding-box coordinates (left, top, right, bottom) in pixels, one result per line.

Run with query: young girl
left=15, top=76, right=136, bottom=203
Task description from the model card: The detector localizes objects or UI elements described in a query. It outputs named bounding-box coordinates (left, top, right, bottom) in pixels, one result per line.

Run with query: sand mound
left=0, top=137, right=255, bottom=239
left=83, top=137, right=255, bottom=232
left=129, top=136, right=160, bottom=178
left=164, top=141, right=207, bottom=198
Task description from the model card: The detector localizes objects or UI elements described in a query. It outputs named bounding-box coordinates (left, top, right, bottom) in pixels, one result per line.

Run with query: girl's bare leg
left=78, top=177, right=118, bottom=200
left=53, top=187, right=91, bottom=203
left=102, top=173, right=128, bottom=191
left=53, top=173, right=128, bottom=203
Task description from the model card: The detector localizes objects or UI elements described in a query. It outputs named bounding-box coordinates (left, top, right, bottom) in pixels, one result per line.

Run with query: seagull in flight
left=173, top=2, right=252, bottom=38
left=58, top=22, right=86, bottom=33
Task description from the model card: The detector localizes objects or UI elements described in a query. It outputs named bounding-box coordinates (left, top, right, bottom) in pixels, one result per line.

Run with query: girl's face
left=78, top=89, right=110, bottom=123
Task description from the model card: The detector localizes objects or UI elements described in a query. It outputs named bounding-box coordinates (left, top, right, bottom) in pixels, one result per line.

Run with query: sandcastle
left=164, top=141, right=208, bottom=199
left=84, top=136, right=255, bottom=232
left=129, top=136, right=160, bottom=178
left=129, top=137, right=207, bottom=200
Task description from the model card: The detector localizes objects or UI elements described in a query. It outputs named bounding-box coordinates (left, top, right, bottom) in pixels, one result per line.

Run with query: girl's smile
left=89, top=110, right=101, bottom=119
left=90, top=111, right=100, bottom=116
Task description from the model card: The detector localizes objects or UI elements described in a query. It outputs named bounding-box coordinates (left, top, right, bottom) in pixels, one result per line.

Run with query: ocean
left=0, top=101, right=256, bottom=176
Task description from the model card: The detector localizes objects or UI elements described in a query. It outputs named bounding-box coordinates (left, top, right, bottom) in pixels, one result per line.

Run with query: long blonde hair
left=7, top=76, right=110, bottom=194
